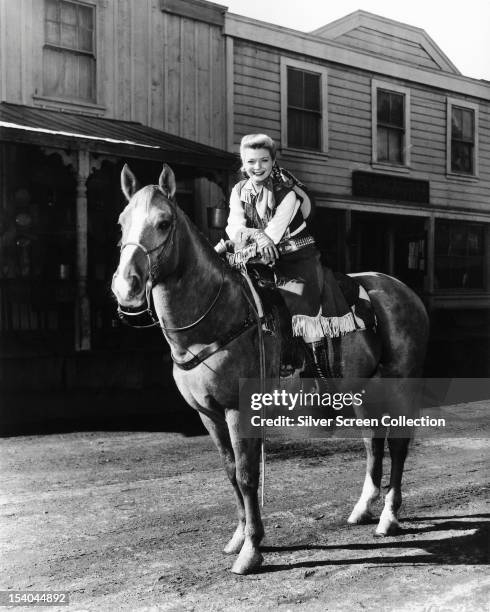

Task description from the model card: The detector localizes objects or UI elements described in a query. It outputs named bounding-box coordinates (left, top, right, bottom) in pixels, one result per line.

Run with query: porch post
left=75, top=149, right=91, bottom=351
left=343, top=209, right=351, bottom=273
left=387, top=226, right=395, bottom=276
left=425, top=215, right=435, bottom=310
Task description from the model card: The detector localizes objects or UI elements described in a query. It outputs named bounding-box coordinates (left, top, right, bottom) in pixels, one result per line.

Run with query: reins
left=160, top=266, right=225, bottom=333
left=116, top=190, right=268, bottom=505
left=241, top=272, right=267, bottom=508
left=117, top=206, right=226, bottom=333
left=116, top=211, right=177, bottom=329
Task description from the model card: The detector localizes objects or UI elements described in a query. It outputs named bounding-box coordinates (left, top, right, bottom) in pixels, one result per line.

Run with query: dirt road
left=1, top=405, right=488, bottom=611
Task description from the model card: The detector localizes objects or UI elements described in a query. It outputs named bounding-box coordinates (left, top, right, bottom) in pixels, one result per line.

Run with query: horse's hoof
left=223, top=535, right=245, bottom=555
left=230, top=551, right=263, bottom=575
left=375, top=519, right=402, bottom=537
left=347, top=507, right=374, bottom=525
left=347, top=512, right=374, bottom=525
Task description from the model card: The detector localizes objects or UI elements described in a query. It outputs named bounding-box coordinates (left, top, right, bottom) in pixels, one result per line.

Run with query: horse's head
left=112, top=164, right=177, bottom=312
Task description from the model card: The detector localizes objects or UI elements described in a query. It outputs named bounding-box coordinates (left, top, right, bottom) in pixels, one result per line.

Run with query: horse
left=112, top=164, right=429, bottom=575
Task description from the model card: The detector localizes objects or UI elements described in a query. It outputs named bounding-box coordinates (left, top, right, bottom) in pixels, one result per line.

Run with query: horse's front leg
left=376, top=436, right=409, bottom=536
left=226, top=409, right=264, bottom=575
left=348, top=430, right=385, bottom=525
left=198, top=413, right=246, bottom=554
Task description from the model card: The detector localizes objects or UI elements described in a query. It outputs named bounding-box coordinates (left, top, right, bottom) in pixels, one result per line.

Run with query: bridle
left=115, top=206, right=225, bottom=332
left=115, top=237, right=170, bottom=329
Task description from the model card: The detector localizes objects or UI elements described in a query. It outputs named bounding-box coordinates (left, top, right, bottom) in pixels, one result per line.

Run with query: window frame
left=280, top=57, right=328, bottom=155
left=446, top=98, right=479, bottom=178
left=434, top=219, right=486, bottom=291
left=42, top=0, right=97, bottom=104
left=371, top=79, right=411, bottom=169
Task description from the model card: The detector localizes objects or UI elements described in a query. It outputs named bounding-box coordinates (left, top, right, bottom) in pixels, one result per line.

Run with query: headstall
left=116, top=215, right=226, bottom=334
left=116, top=217, right=176, bottom=329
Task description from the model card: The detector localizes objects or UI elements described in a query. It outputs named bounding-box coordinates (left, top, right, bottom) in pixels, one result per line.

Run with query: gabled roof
left=0, top=103, right=238, bottom=171
left=311, top=10, right=461, bottom=75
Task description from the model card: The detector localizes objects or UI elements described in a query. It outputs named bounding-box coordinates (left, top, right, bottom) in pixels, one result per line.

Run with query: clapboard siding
left=234, top=63, right=281, bottom=82
left=1, top=0, right=226, bottom=149
left=335, top=27, right=442, bottom=71
left=236, top=44, right=281, bottom=72
left=235, top=103, right=279, bottom=122
left=234, top=73, right=281, bottom=95
left=233, top=40, right=280, bottom=142
left=235, top=113, right=280, bottom=135
left=235, top=84, right=280, bottom=103
left=232, top=38, right=489, bottom=214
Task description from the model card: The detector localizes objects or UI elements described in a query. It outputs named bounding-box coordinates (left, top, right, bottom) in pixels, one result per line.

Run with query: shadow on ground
left=259, top=513, right=490, bottom=572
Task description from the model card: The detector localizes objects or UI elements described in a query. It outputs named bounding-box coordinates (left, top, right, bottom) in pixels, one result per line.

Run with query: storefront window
left=435, top=221, right=485, bottom=289
left=0, top=146, right=76, bottom=349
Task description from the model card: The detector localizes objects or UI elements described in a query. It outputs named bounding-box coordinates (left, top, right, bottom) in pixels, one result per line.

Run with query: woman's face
left=242, top=147, right=273, bottom=186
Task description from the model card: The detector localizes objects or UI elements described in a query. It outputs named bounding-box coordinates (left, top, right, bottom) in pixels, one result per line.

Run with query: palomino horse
left=112, top=164, right=429, bottom=575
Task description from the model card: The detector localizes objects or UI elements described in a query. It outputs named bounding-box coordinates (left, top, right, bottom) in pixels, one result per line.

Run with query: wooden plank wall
left=334, top=27, right=441, bottom=71
left=108, top=0, right=226, bottom=149
left=0, top=0, right=226, bottom=150
left=233, top=39, right=490, bottom=214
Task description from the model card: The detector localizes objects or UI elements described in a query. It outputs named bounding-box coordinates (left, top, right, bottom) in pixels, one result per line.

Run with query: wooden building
left=0, top=0, right=238, bottom=392
left=225, top=10, right=490, bottom=321
left=1, top=1, right=489, bottom=396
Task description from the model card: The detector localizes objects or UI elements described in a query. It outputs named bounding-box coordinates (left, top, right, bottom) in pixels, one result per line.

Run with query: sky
left=214, top=0, right=490, bottom=81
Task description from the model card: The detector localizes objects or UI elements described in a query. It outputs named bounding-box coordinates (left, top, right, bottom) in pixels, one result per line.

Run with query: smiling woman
left=223, top=133, right=356, bottom=379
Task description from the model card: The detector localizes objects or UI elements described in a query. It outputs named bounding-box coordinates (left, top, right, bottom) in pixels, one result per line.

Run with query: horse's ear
left=121, top=164, right=139, bottom=201
left=158, top=164, right=177, bottom=199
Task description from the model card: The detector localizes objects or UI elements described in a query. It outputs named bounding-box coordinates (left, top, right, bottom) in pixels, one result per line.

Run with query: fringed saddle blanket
left=333, top=271, right=377, bottom=333
left=244, top=266, right=376, bottom=339
left=291, top=268, right=375, bottom=339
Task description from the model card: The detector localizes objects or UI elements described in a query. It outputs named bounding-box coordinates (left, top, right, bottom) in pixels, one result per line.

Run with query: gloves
left=234, top=227, right=258, bottom=249
left=214, top=239, right=233, bottom=254
left=253, top=230, right=279, bottom=264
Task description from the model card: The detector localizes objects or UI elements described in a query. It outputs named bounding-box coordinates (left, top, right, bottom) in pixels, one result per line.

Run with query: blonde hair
left=239, top=133, right=277, bottom=162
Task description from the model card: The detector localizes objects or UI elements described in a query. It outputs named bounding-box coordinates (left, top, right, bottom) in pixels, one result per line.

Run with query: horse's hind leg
left=226, top=409, right=264, bottom=575
left=376, top=436, right=409, bottom=536
left=348, top=430, right=385, bottom=525
left=199, top=413, right=246, bottom=554
left=375, top=383, right=415, bottom=536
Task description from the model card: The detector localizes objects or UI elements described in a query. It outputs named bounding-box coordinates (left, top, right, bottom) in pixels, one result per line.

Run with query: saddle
left=240, top=263, right=376, bottom=377
left=244, top=264, right=375, bottom=333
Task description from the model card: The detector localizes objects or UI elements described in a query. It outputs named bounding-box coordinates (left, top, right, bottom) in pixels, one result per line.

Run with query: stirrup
left=307, top=340, right=330, bottom=379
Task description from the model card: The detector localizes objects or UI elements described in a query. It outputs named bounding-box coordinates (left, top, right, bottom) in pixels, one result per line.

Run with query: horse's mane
left=173, top=200, right=237, bottom=277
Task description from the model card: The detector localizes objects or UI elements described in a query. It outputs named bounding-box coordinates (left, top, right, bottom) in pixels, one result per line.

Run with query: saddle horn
left=158, top=164, right=177, bottom=199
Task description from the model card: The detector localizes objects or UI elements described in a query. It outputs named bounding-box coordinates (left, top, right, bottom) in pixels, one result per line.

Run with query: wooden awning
left=0, top=102, right=239, bottom=172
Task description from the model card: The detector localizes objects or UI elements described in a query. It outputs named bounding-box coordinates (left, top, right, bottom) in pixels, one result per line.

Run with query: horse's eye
left=157, top=220, right=171, bottom=232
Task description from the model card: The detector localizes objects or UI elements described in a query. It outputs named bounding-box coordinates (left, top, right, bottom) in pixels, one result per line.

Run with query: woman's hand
left=254, top=230, right=279, bottom=264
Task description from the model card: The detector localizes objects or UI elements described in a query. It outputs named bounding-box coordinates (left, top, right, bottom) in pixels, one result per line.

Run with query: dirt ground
left=1, top=403, right=489, bottom=612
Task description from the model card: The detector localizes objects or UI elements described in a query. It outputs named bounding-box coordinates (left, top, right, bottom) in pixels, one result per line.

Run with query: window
left=435, top=221, right=485, bottom=289
left=280, top=58, right=328, bottom=153
left=447, top=99, right=479, bottom=176
left=43, top=0, right=96, bottom=102
left=377, top=90, right=404, bottom=163
left=372, top=80, right=411, bottom=167
left=287, top=68, right=321, bottom=149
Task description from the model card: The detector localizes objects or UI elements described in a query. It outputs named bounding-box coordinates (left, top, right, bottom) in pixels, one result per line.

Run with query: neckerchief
left=240, top=178, right=275, bottom=220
